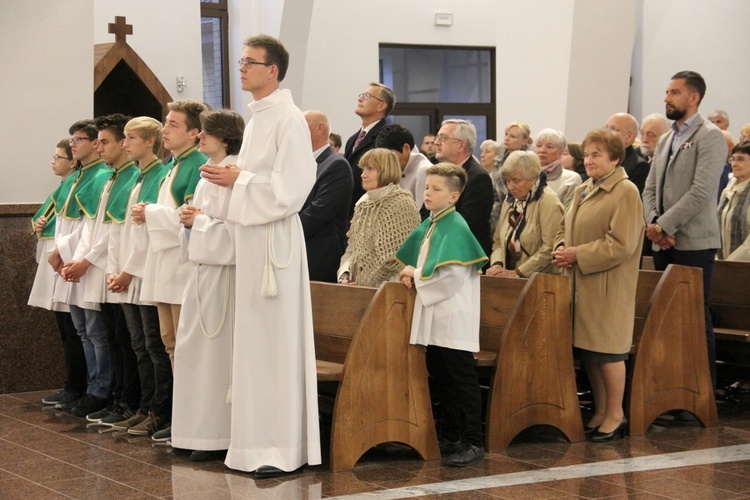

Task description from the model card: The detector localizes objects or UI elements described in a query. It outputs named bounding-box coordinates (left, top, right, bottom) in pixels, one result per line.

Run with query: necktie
left=353, top=129, right=366, bottom=150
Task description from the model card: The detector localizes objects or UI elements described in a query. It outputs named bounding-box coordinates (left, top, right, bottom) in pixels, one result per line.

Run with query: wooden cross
left=108, top=16, right=133, bottom=44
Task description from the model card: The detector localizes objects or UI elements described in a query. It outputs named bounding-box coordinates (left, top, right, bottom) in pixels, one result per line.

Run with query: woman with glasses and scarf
left=486, top=151, right=563, bottom=279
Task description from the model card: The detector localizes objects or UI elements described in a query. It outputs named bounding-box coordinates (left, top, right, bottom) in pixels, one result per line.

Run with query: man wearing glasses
left=49, top=120, right=113, bottom=418
left=200, top=34, right=321, bottom=479
left=344, top=82, right=396, bottom=215
left=604, top=113, right=650, bottom=194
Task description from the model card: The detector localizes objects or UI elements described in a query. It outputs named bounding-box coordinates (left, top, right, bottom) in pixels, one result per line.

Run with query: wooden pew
left=710, top=260, right=750, bottom=353
left=481, top=273, right=584, bottom=452
left=312, top=281, right=439, bottom=472
left=628, top=264, right=718, bottom=434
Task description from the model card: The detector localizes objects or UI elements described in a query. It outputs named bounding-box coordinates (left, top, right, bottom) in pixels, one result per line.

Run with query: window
left=201, top=0, right=229, bottom=108
left=380, top=44, right=495, bottom=156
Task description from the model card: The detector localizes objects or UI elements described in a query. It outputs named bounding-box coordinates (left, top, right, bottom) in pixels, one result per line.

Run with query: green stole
left=136, top=159, right=169, bottom=203
left=32, top=174, right=77, bottom=239
left=63, top=158, right=111, bottom=219
left=167, top=146, right=207, bottom=206
left=104, top=161, right=140, bottom=223
left=396, top=206, right=488, bottom=280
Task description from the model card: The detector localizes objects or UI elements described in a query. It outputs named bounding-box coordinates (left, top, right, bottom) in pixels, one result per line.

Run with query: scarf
left=541, top=159, right=563, bottom=179
left=503, top=173, right=547, bottom=269
left=718, top=179, right=750, bottom=255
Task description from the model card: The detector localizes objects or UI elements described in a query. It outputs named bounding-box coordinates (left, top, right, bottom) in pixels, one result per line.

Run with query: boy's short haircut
left=68, top=119, right=98, bottom=140
left=244, top=34, right=290, bottom=82
left=426, top=162, right=467, bottom=194
left=329, top=133, right=342, bottom=149
left=124, top=116, right=164, bottom=154
left=95, top=113, right=132, bottom=141
left=375, top=124, right=415, bottom=151
left=167, top=100, right=210, bottom=133
left=56, top=139, right=72, bottom=159
left=199, top=109, right=246, bottom=156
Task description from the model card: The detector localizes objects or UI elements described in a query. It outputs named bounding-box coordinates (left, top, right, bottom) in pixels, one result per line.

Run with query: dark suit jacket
left=344, top=118, right=387, bottom=216
left=420, top=155, right=494, bottom=258
left=621, top=145, right=650, bottom=195
left=300, top=146, right=354, bottom=282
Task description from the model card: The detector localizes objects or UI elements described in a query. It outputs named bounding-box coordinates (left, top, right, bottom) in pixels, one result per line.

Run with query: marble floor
left=3, top=391, right=750, bottom=499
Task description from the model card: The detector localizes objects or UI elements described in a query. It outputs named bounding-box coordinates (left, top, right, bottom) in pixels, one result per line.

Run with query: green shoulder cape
left=63, top=159, right=111, bottom=220
left=136, top=159, right=169, bottom=203
left=396, top=206, right=488, bottom=280
left=168, top=146, right=208, bottom=206
left=104, top=161, right=140, bottom=223
left=32, top=174, right=77, bottom=239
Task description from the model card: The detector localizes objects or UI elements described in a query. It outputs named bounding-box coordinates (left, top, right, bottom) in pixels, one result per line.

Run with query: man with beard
left=642, top=70, right=726, bottom=389
left=639, top=113, right=671, bottom=162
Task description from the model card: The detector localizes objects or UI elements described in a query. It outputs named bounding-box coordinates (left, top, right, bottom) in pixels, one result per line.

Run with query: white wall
left=297, top=0, right=499, bottom=141
left=0, top=0, right=93, bottom=203
left=93, top=0, right=203, bottom=103
left=631, top=0, right=750, bottom=138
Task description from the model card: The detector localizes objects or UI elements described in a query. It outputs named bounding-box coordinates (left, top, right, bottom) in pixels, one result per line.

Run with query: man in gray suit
left=642, top=70, right=726, bottom=388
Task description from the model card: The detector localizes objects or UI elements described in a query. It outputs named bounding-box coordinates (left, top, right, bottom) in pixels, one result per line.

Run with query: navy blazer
left=621, top=145, right=650, bottom=195
left=344, top=118, right=387, bottom=216
left=300, top=146, right=354, bottom=282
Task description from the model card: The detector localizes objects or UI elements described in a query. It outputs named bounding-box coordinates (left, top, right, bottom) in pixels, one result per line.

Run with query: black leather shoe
left=438, top=438, right=462, bottom=456
left=443, top=443, right=484, bottom=467
left=584, top=425, right=599, bottom=436
left=254, top=465, right=288, bottom=479
left=190, top=449, right=227, bottom=462
left=590, top=418, right=628, bottom=442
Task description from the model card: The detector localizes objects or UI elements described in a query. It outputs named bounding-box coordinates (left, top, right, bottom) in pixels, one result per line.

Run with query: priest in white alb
left=199, top=34, right=321, bottom=478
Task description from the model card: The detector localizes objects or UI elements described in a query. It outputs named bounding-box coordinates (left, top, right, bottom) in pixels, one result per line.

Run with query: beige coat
left=490, top=186, right=564, bottom=277
left=554, top=167, right=644, bottom=354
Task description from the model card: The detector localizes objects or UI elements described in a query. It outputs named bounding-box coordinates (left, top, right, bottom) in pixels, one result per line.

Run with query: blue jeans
left=653, top=247, right=717, bottom=389
left=69, top=305, right=112, bottom=399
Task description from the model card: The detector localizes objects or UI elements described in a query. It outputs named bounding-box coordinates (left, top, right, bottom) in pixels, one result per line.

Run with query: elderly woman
left=490, top=122, right=534, bottom=232
left=338, top=148, right=421, bottom=287
left=552, top=129, right=643, bottom=442
left=535, top=128, right=582, bottom=209
left=486, top=151, right=563, bottom=278
left=480, top=139, right=502, bottom=174
left=718, top=141, right=750, bottom=261
left=562, top=142, right=586, bottom=181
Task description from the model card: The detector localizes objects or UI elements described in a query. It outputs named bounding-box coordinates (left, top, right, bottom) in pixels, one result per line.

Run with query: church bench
left=627, top=264, right=718, bottom=435
left=311, top=281, right=439, bottom=472
left=480, top=273, right=584, bottom=452
left=710, top=260, right=750, bottom=354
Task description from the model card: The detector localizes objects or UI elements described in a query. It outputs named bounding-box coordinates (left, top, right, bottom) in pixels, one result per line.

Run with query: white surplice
left=410, top=230, right=481, bottom=353
left=171, top=155, right=237, bottom=451
left=28, top=238, right=68, bottom=312
left=223, top=89, right=321, bottom=472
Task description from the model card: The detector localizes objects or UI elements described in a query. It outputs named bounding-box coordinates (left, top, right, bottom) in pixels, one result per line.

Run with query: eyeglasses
left=729, top=156, right=749, bottom=164
left=237, top=58, right=273, bottom=69
left=603, top=125, right=627, bottom=134
left=358, top=92, right=384, bottom=103
left=69, top=137, right=92, bottom=144
left=435, top=134, right=462, bottom=143
left=52, top=155, right=72, bottom=162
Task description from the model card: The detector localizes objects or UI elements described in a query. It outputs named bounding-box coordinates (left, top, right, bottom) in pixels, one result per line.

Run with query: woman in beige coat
left=552, top=129, right=644, bottom=443
left=487, top=151, right=564, bottom=278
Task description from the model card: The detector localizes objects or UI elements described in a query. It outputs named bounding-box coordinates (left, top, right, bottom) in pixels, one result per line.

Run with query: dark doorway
left=94, top=60, right=163, bottom=120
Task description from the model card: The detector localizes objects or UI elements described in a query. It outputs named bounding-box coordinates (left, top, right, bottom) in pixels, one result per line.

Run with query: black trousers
left=426, top=345, right=483, bottom=447
left=54, top=311, right=87, bottom=394
left=121, top=303, right=173, bottom=420
left=653, top=247, right=717, bottom=389
left=100, top=302, right=141, bottom=409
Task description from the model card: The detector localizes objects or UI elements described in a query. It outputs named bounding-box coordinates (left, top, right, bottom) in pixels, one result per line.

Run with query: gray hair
left=642, top=113, right=671, bottom=134
left=480, top=139, right=502, bottom=155
left=442, top=119, right=477, bottom=152
left=500, top=150, right=541, bottom=181
left=370, top=82, right=396, bottom=116
left=535, top=128, right=566, bottom=150
left=708, top=109, right=729, bottom=122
